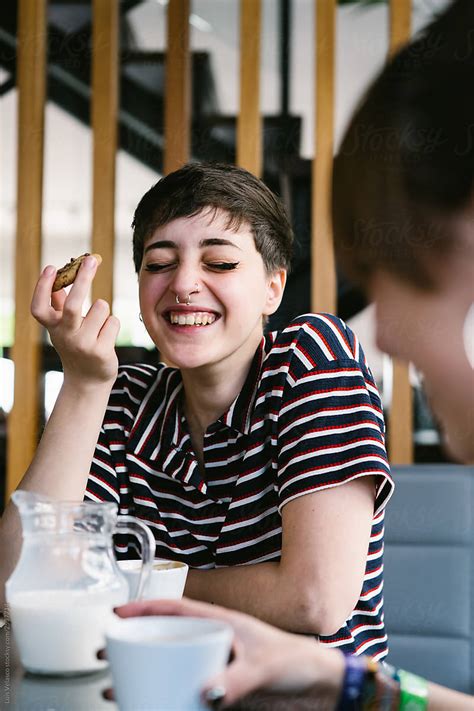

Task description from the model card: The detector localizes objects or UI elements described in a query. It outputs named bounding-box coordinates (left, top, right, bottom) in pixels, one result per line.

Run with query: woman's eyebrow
left=144, top=237, right=242, bottom=253
left=144, top=239, right=176, bottom=253
left=199, top=238, right=242, bottom=250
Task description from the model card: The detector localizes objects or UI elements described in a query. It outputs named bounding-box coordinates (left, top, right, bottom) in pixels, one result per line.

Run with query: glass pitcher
left=5, top=491, right=155, bottom=676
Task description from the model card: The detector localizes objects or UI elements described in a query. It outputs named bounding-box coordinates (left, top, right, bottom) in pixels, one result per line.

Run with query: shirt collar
left=218, top=335, right=269, bottom=436
left=128, top=333, right=271, bottom=462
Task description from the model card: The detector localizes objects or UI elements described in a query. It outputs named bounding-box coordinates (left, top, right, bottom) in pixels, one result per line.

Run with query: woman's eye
left=144, top=263, right=174, bottom=272
left=206, top=262, right=240, bottom=271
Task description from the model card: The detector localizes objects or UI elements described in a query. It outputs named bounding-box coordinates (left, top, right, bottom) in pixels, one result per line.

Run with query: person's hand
left=114, top=597, right=345, bottom=708
left=31, top=256, right=120, bottom=388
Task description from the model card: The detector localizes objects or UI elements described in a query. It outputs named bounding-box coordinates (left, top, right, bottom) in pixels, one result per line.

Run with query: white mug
left=118, top=558, right=188, bottom=600
left=105, top=616, right=233, bottom=711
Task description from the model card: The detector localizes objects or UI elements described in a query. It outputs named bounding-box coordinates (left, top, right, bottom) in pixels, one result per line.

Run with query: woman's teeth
left=169, top=312, right=216, bottom=326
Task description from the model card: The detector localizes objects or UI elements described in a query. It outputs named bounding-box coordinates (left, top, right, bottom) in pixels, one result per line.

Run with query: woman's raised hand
left=31, top=255, right=120, bottom=388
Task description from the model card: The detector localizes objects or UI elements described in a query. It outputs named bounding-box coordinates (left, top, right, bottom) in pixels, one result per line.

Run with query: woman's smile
left=164, top=309, right=220, bottom=327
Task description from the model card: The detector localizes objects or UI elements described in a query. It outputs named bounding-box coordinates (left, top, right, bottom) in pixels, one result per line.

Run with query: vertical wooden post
left=389, top=0, right=411, bottom=55
left=311, top=0, right=336, bottom=314
left=388, top=0, right=413, bottom=465
left=237, top=0, right=262, bottom=177
left=164, top=0, right=191, bottom=175
left=91, top=0, right=119, bottom=306
left=389, top=359, right=413, bottom=463
left=6, top=0, right=47, bottom=500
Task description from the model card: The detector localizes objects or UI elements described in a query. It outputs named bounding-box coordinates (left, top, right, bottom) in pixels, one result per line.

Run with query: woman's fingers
left=73, top=305, right=119, bottom=375
left=51, top=287, right=67, bottom=312
left=61, top=255, right=99, bottom=331
left=97, top=314, right=121, bottom=350
left=114, top=599, right=185, bottom=618
left=31, top=265, right=60, bottom=327
left=79, top=299, right=111, bottom=345
left=115, top=597, right=238, bottom=623
left=101, top=688, right=115, bottom=702
left=204, top=658, right=257, bottom=708
left=31, top=256, right=98, bottom=330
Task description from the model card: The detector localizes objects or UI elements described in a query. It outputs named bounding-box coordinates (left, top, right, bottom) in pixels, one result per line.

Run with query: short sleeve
left=277, top=357, right=393, bottom=515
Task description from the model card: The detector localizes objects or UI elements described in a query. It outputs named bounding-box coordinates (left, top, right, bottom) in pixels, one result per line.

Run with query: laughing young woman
left=0, top=163, right=393, bottom=656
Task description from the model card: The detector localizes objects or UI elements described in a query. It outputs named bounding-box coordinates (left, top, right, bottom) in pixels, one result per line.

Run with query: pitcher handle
left=115, top=516, right=155, bottom=601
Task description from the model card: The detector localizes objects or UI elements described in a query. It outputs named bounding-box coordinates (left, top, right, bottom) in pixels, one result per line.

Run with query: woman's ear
left=263, top=269, right=287, bottom=316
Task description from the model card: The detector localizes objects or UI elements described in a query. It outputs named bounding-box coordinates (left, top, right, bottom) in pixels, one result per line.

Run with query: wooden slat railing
left=237, top=0, right=262, bottom=177
left=311, top=0, right=336, bottom=314
left=5, top=0, right=418, bottom=507
left=6, top=0, right=47, bottom=500
left=387, top=0, right=413, bottom=464
left=164, top=0, right=191, bottom=175
left=91, top=0, right=119, bottom=306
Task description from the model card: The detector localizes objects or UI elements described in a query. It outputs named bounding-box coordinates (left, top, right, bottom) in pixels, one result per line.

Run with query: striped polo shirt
left=86, top=313, right=393, bottom=658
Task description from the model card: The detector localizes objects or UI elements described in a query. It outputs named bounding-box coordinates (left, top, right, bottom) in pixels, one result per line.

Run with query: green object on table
left=398, top=669, right=429, bottom=711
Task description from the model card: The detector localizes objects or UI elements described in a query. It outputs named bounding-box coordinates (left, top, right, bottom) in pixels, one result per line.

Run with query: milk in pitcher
left=9, top=590, right=124, bottom=674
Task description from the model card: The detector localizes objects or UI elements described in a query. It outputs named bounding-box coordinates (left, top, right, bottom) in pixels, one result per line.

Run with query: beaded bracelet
left=360, top=659, right=403, bottom=711
left=336, top=654, right=371, bottom=710
left=381, top=664, right=428, bottom=711
left=373, top=664, right=399, bottom=711
left=336, top=656, right=429, bottom=711
left=397, top=669, right=429, bottom=711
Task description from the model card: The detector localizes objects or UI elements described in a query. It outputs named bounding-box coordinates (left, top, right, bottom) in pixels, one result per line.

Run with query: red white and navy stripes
left=86, top=313, right=393, bottom=658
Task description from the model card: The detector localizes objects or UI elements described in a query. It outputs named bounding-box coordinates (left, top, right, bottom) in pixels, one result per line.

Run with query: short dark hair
left=332, top=0, right=474, bottom=290
left=132, top=162, right=294, bottom=274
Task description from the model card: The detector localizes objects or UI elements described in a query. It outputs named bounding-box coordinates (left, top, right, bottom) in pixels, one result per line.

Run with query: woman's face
left=138, top=208, right=285, bottom=374
left=371, top=269, right=474, bottom=463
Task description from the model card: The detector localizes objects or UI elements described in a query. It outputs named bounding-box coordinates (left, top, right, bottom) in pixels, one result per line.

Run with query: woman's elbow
left=294, top=590, right=353, bottom=636
left=311, top=609, right=349, bottom=637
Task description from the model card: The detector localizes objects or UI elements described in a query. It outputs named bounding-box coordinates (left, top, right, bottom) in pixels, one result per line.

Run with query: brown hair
left=332, top=0, right=474, bottom=290
left=132, top=162, right=294, bottom=274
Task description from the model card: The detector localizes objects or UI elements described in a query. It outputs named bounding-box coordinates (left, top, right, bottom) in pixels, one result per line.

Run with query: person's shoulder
left=103, top=363, right=180, bottom=431
left=117, top=362, right=161, bottom=385
left=272, top=313, right=359, bottom=366
left=113, top=362, right=177, bottom=402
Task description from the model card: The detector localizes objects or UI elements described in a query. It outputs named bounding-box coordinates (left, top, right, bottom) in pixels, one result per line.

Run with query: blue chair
left=383, top=464, right=474, bottom=693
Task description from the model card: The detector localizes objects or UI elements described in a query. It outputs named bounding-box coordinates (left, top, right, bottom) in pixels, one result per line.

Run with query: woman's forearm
left=427, top=681, right=474, bottom=710
left=0, top=379, right=113, bottom=602
left=17, top=379, right=112, bottom=499
left=184, top=563, right=344, bottom=634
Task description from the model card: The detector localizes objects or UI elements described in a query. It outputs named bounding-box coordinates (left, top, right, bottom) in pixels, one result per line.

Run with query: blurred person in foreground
left=116, top=0, right=474, bottom=708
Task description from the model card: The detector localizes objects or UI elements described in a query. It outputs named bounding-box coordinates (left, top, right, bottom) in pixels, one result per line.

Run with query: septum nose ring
left=175, top=283, right=200, bottom=307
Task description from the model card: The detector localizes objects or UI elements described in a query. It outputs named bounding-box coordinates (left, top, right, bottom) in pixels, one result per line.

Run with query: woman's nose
left=169, top=265, right=201, bottom=304
left=173, top=283, right=201, bottom=306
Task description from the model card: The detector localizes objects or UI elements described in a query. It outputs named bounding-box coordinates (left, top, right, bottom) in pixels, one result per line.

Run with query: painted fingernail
left=43, top=265, right=55, bottom=277
left=204, top=686, right=226, bottom=710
